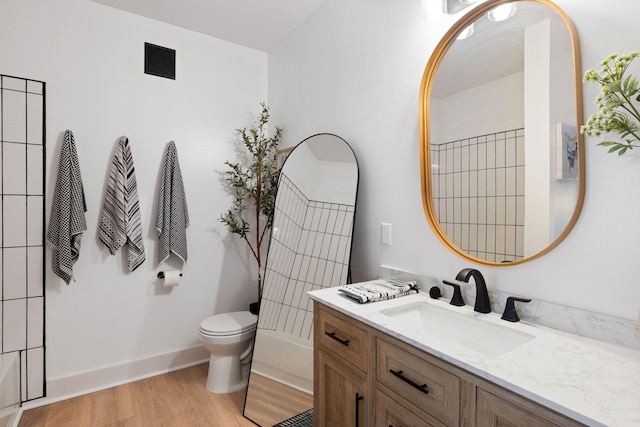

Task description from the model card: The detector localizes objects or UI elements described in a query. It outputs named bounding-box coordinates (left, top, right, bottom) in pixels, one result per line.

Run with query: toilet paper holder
left=157, top=271, right=183, bottom=279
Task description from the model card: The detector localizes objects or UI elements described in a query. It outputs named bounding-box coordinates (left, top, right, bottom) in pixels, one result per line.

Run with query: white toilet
left=199, top=311, right=258, bottom=393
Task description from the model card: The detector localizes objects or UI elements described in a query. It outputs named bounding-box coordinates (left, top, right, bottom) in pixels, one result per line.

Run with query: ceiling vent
left=144, top=43, right=175, bottom=80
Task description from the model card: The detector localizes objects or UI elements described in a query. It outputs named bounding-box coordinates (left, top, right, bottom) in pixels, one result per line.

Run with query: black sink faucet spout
left=455, top=268, right=491, bottom=313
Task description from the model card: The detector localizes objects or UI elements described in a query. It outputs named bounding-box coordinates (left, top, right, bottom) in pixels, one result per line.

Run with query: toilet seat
left=200, top=311, right=257, bottom=337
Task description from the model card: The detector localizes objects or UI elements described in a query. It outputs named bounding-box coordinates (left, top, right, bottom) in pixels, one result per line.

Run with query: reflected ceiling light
left=443, top=0, right=477, bottom=15
left=488, top=3, right=516, bottom=21
left=456, top=23, right=475, bottom=40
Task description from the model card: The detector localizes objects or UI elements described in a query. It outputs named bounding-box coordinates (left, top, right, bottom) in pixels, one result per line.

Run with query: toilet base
left=205, top=353, right=247, bottom=394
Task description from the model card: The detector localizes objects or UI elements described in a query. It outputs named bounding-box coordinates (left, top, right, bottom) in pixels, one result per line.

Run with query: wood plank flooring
left=243, top=373, right=313, bottom=427
left=18, top=363, right=256, bottom=427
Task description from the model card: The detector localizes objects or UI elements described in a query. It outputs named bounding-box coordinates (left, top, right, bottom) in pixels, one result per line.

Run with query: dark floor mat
left=272, top=408, right=313, bottom=427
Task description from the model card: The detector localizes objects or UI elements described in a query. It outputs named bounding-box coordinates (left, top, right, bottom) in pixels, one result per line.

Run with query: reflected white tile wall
left=27, top=298, right=43, bottom=348
left=26, top=347, right=44, bottom=400
left=26, top=145, right=43, bottom=194
left=3, top=248, right=26, bottom=300
left=431, top=128, right=525, bottom=262
left=259, top=173, right=354, bottom=341
left=496, top=138, right=506, bottom=168
left=26, top=93, right=43, bottom=145
left=2, top=90, right=26, bottom=143
left=27, top=196, right=43, bottom=246
left=1, top=75, right=45, bottom=403
left=3, top=300, right=26, bottom=353
left=3, top=143, right=26, bottom=194
left=4, top=196, right=26, bottom=247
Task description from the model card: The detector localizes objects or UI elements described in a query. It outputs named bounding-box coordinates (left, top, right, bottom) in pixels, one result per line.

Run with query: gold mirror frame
left=419, top=0, right=585, bottom=267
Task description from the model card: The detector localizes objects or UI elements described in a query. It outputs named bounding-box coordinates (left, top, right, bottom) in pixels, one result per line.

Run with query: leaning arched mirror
left=243, top=133, right=358, bottom=426
left=420, top=0, right=585, bottom=266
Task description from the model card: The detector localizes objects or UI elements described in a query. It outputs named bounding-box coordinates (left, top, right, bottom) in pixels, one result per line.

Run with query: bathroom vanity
left=309, top=284, right=640, bottom=427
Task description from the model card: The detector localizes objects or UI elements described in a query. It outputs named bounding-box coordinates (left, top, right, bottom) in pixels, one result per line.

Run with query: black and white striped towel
left=338, top=279, right=419, bottom=303
left=99, top=136, right=146, bottom=271
left=46, top=130, right=87, bottom=284
left=156, top=141, right=189, bottom=264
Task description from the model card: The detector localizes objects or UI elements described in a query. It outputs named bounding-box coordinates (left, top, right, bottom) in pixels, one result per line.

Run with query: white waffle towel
left=338, top=279, right=419, bottom=304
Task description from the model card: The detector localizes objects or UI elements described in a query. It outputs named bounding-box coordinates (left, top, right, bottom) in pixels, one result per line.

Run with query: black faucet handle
left=442, top=280, right=465, bottom=307
left=501, top=296, right=532, bottom=322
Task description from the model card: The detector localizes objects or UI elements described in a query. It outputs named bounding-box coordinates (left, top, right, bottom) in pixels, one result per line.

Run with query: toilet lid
left=200, top=311, right=257, bottom=336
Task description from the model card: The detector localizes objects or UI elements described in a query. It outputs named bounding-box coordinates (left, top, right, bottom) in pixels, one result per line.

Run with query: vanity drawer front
left=376, top=338, right=459, bottom=427
left=317, top=306, right=368, bottom=371
left=476, top=388, right=585, bottom=427
left=375, top=388, right=447, bottom=427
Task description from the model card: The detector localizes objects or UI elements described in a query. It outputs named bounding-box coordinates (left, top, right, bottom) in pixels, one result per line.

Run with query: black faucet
left=455, top=268, right=491, bottom=313
left=501, top=296, right=532, bottom=322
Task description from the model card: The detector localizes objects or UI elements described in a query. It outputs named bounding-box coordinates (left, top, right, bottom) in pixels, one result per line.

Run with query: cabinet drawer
left=377, top=338, right=459, bottom=426
left=476, top=388, right=585, bottom=427
left=375, top=388, right=447, bottom=427
left=317, top=306, right=368, bottom=371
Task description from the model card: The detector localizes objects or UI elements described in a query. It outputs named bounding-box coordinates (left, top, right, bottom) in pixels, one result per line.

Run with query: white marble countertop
left=308, top=282, right=640, bottom=427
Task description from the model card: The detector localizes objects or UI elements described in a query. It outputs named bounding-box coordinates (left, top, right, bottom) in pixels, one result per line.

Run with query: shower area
left=431, top=128, right=526, bottom=262
left=0, top=74, right=46, bottom=425
left=253, top=173, right=354, bottom=391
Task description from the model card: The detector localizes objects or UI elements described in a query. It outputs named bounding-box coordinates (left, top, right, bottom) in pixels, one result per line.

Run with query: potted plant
left=219, top=103, right=283, bottom=314
left=581, top=52, right=640, bottom=155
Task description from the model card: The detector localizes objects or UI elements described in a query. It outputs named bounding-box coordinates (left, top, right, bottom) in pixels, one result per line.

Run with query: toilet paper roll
left=162, top=270, right=181, bottom=287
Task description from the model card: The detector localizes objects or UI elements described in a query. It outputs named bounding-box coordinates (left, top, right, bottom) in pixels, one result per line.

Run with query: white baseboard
left=21, top=346, right=209, bottom=410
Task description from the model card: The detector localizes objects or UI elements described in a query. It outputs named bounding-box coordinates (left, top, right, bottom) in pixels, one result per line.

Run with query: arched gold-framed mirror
left=420, top=0, right=585, bottom=266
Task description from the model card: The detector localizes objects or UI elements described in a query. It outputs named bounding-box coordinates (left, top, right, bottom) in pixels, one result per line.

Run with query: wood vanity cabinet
left=313, top=302, right=585, bottom=427
left=314, top=301, right=372, bottom=426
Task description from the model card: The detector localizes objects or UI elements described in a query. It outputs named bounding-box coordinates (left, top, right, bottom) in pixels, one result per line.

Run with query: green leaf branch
left=581, top=52, right=640, bottom=155
left=219, top=103, right=283, bottom=301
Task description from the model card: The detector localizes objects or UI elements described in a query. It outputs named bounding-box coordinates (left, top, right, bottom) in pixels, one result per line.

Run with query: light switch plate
left=381, top=223, right=392, bottom=246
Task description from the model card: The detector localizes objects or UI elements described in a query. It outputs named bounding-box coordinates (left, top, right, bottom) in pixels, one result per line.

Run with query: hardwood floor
left=243, top=373, right=313, bottom=427
left=18, top=363, right=256, bottom=427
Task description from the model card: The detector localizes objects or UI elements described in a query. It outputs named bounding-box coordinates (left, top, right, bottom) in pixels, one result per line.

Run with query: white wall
left=268, top=0, right=640, bottom=322
left=0, top=0, right=267, bottom=389
left=432, top=71, right=524, bottom=144
left=2, top=0, right=639, bottom=401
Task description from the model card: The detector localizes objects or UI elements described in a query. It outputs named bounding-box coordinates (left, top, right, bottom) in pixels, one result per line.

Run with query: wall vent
left=144, top=43, right=175, bottom=80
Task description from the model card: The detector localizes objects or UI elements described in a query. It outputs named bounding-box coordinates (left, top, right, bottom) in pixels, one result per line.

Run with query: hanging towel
left=338, top=279, right=419, bottom=304
left=156, top=141, right=189, bottom=264
left=99, top=136, right=146, bottom=271
left=46, top=130, right=87, bottom=284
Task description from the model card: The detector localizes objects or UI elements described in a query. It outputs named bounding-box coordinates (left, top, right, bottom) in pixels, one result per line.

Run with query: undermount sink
left=380, top=301, right=535, bottom=357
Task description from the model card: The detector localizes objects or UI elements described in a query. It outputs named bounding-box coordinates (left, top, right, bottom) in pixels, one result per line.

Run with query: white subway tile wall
left=258, top=174, right=354, bottom=341
left=432, top=129, right=525, bottom=262
left=0, top=75, right=45, bottom=403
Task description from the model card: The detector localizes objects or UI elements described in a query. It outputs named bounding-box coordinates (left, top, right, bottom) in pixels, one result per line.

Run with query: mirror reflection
left=243, top=133, right=359, bottom=426
left=422, top=0, right=584, bottom=265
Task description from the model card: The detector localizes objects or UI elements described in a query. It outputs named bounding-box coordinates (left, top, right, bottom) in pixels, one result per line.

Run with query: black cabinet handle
left=355, top=392, right=364, bottom=426
left=389, top=369, right=429, bottom=394
left=325, top=331, right=350, bottom=346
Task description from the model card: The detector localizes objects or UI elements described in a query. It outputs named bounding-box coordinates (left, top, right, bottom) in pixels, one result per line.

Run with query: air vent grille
left=144, top=42, right=175, bottom=80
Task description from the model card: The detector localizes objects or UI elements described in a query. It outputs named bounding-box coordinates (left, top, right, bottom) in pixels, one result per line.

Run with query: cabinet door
left=477, top=388, right=568, bottom=427
left=375, top=388, right=447, bottom=427
left=315, top=349, right=368, bottom=427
